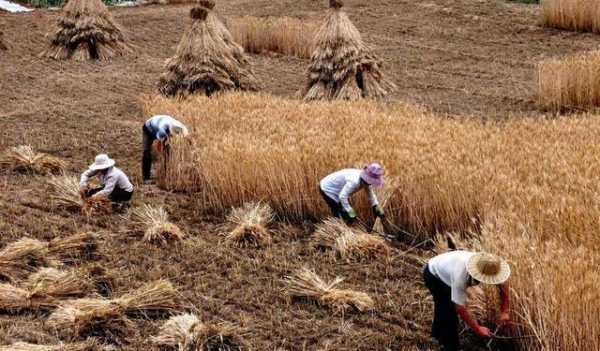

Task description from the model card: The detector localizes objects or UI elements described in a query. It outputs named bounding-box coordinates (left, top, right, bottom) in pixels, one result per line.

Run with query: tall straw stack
left=537, top=50, right=600, bottom=112
left=158, top=3, right=259, bottom=97
left=41, top=0, right=130, bottom=60
left=223, top=202, right=274, bottom=248
left=541, top=0, right=600, bottom=33
left=0, top=145, right=66, bottom=175
left=301, top=0, right=395, bottom=101
left=285, top=268, right=375, bottom=312
left=313, top=218, right=390, bottom=261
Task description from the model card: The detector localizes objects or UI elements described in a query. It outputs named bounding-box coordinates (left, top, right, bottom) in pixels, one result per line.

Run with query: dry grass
left=313, top=218, right=390, bottom=261
left=41, top=0, right=130, bottom=60
left=0, top=145, right=66, bottom=175
left=285, top=268, right=375, bottom=312
left=47, top=232, right=99, bottom=264
left=144, top=92, right=600, bottom=350
left=229, top=16, right=318, bottom=59
left=0, top=341, right=97, bottom=351
left=0, top=238, right=57, bottom=282
left=47, top=175, right=112, bottom=215
left=537, top=50, right=600, bottom=112
left=541, top=0, right=600, bottom=33
left=301, top=0, right=395, bottom=100
left=128, top=204, right=185, bottom=244
left=152, top=313, right=246, bottom=350
left=223, top=202, right=274, bottom=248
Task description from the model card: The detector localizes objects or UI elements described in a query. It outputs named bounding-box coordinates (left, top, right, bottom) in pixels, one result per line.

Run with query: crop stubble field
left=1, top=0, right=600, bottom=350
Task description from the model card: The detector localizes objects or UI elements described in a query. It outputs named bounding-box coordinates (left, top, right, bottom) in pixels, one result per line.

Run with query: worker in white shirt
left=319, top=163, right=385, bottom=225
left=142, top=115, right=189, bottom=182
left=423, top=251, right=511, bottom=351
left=79, top=154, right=134, bottom=204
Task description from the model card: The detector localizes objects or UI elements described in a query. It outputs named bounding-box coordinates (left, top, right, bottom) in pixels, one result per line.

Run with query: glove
left=342, top=209, right=357, bottom=224
left=373, top=205, right=385, bottom=218
left=476, top=326, right=491, bottom=338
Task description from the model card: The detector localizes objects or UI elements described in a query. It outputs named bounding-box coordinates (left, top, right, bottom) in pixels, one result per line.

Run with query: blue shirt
left=144, top=115, right=186, bottom=141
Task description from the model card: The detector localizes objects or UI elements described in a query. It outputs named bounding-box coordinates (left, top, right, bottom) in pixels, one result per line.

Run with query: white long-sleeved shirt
left=319, top=169, right=379, bottom=212
left=144, top=115, right=186, bottom=142
left=79, top=166, right=134, bottom=198
left=428, top=250, right=476, bottom=305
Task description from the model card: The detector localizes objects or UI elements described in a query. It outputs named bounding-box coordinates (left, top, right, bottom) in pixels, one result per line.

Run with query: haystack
left=313, top=218, right=390, bottom=261
left=285, top=268, right=374, bottom=312
left=0, top=341, right=97, bottom=351
left=152, top=313, right=247, bottom=351
left=129, top=204, right=185, bottom=244
left=48, top=176, right=112, bottom=215
left=301, top=0, right=395, bottom=101
left=47, top=280, right=181, bottom=340
left=41, top=0, right=130, bottom=60
left=158, top=5, right=259, bottom=96
left=223, top=202, right=274, bottom=248
left=0, top=145, right=66, bottom=175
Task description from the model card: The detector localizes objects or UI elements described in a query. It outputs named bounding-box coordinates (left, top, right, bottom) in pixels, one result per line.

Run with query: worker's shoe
left=112, top=202, right=130, bottom=213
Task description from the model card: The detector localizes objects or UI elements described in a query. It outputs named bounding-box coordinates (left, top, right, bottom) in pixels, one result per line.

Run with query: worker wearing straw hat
left=142, top=115, right=189, bottom=182
left=319, top=163, right=385, bottom=225
left=79, top=154, right=134, bottom=204
left=423, top=251, right=511, bottom=351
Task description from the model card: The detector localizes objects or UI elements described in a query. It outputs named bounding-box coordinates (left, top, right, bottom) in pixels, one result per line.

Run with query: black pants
left=86, top=186, right=133, bottom=203
left=423, top=265, right=459, bottom=351
left=319, top=187, right=344, bottom=218
left=142, top=125, right=155, bottom=181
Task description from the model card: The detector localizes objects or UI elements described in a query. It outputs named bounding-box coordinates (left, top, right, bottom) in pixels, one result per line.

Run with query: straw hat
left=360, top=163, right=384, bottom=187
left=466, top=253, right=511, bottom=285
left=171, top=124, right=189, bottom=137
left=88, top=154, right=115, bottom=171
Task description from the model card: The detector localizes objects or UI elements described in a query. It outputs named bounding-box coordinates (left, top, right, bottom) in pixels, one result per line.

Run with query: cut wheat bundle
left=0, top=340, right=97, bottom=351
left=47, top=280, right=181, bottom=340
left=0, top=145, right=66, bottom=175
left=223, top=202, right=274, bottom=248
left=0, top=238, right=57, bottom=282
left=313, top=218, right=390, bottom=261
left=128, top=204, right=185, bottom=244
left=285, top=268, right=374, bottom=312
left=158, top=5, right=259, bottom=97
left=48, top=176, right=112, bottom=215
left=41, top=0, right=130, bottom=60
left=152, top=313, right=246, bottom=351
left=301, top=0, right=395, bottom=101
left=48, top=232, right=99, bottom=263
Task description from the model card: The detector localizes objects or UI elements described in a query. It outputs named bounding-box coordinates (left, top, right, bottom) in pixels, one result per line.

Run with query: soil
left=0, top=0, right=598, bottom=349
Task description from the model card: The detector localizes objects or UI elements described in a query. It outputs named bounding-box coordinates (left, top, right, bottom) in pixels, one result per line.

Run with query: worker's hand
left=79, top=185, right=88, bottom=197
left=475, top=326, right=491, bottom=338
left=372, top=205, right=385, bottom=218
left=497, top=312, right=510, bottom=326
left=342, top=209, right=357, bottom=225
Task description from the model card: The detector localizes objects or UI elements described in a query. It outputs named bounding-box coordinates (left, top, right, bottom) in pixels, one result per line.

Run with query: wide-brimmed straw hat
left=171, top=124, right=189, bottom=137
left=467, top=252, right=511, bottom=285
left=360, top=163, right=384, bottom=187
left=88, top=154, right=115, bottom=171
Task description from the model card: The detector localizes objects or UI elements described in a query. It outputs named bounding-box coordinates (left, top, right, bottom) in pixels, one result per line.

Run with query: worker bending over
left=79, top=154, right=134, bottom=205
left=319, top=163, right=385, bottom=225
left=142, top=115, right=189, bottom=182
left=423, top=251, right=511, bottom=351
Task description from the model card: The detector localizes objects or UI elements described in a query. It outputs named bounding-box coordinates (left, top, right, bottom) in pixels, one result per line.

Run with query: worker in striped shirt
left=142, top=115, right=189, bottom=182
left=319, top=163, right=385, bottom=225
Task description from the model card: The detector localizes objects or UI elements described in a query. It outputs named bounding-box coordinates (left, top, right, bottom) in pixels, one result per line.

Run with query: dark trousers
left=319, top=187, right=344, bottom=218
left=423, top=265, right=459, bottom=351
left=86, top=186, right=133, bottom=203
left=142, top=125, right=155, bottom=181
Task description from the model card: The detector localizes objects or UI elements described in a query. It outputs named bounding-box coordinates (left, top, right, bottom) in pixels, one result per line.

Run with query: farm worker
left=423, top=251, right=511, bottom=351
left=79, top=154, right=134, bottom=204
left=142, top=115, right=189, bottom=182
left=319, top=163, right=385, bottom=225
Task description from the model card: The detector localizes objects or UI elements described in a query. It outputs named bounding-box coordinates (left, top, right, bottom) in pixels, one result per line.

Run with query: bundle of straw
left=152, top=313, right=246, bottom=351
left=80, top=197, right=113, bottom=217
left=47, top=280, right=181, bottom=339
left=0, top=341, right=97, bottom=351
left=129, top=204, right=185, bottom=244
left=158, top=4, right=259, bottom=96
left=48, top=232, right=99, bottom=263
left=313, top=218, right=390, bottom=260
left=40, top=0, right=130, bottom=60
left=47, top=176, right=112, bottom=215
left=224, top=202, right=274, bottom=248
left=285, top=268, right=375, bottom=312
left=0, top=238, right=57, bottom=282
left=301, top=0, right=395, bottom=101
left=0, top=145, right=66, bottom=175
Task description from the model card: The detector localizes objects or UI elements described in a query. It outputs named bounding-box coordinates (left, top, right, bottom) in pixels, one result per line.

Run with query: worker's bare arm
left=455, top=304, right=490, bottom=338
left=497, top=282, right=510, bottom=324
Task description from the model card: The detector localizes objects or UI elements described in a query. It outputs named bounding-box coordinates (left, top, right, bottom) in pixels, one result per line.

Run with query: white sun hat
left=171, top=124, right=189, bottom=137
left=466, top=252, right=511, bottom=285
left=88, top=154, right=116, bottom=171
